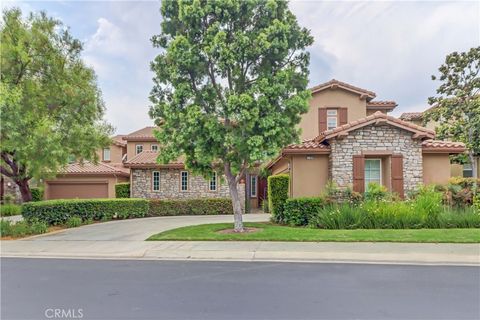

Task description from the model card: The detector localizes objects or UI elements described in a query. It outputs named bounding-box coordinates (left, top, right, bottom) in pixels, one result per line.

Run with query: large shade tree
left=149, top=0, right=313, bottom=231
left=0, top=8, right=112, bottom=201
left=425, top=47, right=480, bottom=179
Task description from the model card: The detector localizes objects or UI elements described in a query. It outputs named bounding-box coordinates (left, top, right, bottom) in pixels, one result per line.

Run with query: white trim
left=327, top=109, right=338, bottom=130
left=102, top=148, right=111, bottom=161
left=180, top=171, right=189, bottom=191
left=364, top=158, right=382, bottom=189
left=152, top=171, right=160, bottom=192
left=250, top=175, right=258, bottom=198
left=135, top=144, right=143, bottom=155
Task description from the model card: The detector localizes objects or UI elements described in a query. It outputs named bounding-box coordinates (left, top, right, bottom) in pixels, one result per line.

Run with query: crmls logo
left=44, top=308, right=84, bottom=319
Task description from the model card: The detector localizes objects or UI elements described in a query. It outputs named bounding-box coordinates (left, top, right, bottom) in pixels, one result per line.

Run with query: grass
left=147, top=222, right=480, bottom=243
left=0, top=204, right=21, bottom=217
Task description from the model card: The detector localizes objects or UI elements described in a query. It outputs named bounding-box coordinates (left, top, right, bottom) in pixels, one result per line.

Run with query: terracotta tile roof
left=310, top=79, right=376, bottom=100
left=367, top=101, right=397, bottom=110
left=58, top=161, right=130, bottom=176
left=283, top=139, right=331, bottom=152
left=315, top=111, right=435, bottom=142
left=124, top=150, right=185, bottom=168
left=111, top=134, right=127, bottom=147
left=399, top=112, right=423, bottom=121
left=123, top=126, right=159, bottom=141
left=422, top=140, right=466, bottom=153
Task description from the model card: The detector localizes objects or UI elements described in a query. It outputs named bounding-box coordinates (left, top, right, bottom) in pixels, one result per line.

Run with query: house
left=267, top=79, right=466, bottom=198
left=44, top=135, right=130, bottom=200
left=400, top=110, right=479, bottom=178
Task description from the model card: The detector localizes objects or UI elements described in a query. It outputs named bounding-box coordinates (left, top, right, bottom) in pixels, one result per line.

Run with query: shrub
left=448, top=177, right=480, bottom=190
left=30, top=187, right=44, bottom=202
left=474, top=194, right=480, bottom=212
left=0, top=220, right=48, bottom=238
left=261, top=200, right=269, bottom=213
left=0, top=204, right=21, bottom=216
left=22, top=198, right=149, bottom=225
left=268, top=174, right=289, bottom=223
left=148, top=198, right=233, bottom=216
left=115, top=183, right=130, bottom=198
left=66, top=216, right=82, bottom=228
left=283, top=197, right=324, bottom=226
left=364, top=182, right=388, bottom=201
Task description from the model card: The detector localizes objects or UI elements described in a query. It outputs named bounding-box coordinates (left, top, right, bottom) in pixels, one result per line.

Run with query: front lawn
left=147, top=222, right=480, bottom=243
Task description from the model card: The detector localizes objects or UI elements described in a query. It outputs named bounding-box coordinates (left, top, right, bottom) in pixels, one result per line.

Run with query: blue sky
left=3, top=0, right=479, bottom=135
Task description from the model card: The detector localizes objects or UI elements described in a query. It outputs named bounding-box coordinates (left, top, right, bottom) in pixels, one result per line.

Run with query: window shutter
left=352, top=155, right=365, bottom=193
left=339, top=108, right=348, bottom=126
left=318, top=108, right=327, bottom=133
left=391, top=154, right=404, bottom=198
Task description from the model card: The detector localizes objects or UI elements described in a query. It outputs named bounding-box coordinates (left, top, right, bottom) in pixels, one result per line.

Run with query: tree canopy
left=0, top=8, right=112, bottom=201
left=149, top=0, right=313, bottom=231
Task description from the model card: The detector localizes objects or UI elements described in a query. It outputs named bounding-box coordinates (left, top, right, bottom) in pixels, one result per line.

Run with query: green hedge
left=0, top=204, right=21, bottom=217
left=30, top=187, right=44, bottom=202
left=22, top=198, right=148, bottom=225
left=283, top=197, right=325, bottom=226
left=115, top=183, right=130, bottom=198
left=148, top=198, right=233, bottom=216
left=268, top=174, right=289, bottom=223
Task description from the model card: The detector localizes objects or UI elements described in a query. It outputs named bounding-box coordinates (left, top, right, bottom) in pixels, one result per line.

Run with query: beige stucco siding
left=96, top=144, right=125, bottom=163
left=291, top=154, right=329, bottom=197
left=126, top=141, right=159, bottom=161
left=299, top=89, right=367, bottom=140
left=423, top=154, right=451, bottom=185
left=271, top=157, right=290, bottom=175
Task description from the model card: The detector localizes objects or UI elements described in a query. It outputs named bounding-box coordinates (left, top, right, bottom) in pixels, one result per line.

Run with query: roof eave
left=422, top=147, right=466, bottom=154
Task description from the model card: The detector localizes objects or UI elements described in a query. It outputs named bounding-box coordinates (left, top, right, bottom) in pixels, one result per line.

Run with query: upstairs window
left=181, top=171, right=189, bottom=191
left=209, top=171, right=217, bottom=191
left=152, top=171, right=160, bottom=191
left=136, top=144, right=143, bottom=155
left=103, top=148, right=111, bottom=161
left=151, top=144, right=158, bottom=152
left=327, top=109, right=338, bottom=130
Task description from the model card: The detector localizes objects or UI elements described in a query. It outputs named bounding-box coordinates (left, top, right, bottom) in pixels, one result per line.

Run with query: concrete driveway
left=26, top=213, right=271, bottom=241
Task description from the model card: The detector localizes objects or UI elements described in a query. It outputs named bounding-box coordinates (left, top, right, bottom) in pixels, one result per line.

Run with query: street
left=1, top=258, right=479, bottom=320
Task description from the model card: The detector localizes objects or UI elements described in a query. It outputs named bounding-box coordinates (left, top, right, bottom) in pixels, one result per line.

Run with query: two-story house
left=267, top=79, right=466, bottom=198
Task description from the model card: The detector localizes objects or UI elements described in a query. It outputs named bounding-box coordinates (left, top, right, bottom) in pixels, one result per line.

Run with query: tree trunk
left=224, top=163, right=244, bottom=232
left=17, top=178, right=32, bottom=202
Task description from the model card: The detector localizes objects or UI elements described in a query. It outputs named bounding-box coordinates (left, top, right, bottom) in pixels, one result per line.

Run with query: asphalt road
left=1, top=258, right=479, bottom=320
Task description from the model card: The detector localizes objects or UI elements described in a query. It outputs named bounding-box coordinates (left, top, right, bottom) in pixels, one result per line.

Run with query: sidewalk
left=2, top=239, right=479, bottom=266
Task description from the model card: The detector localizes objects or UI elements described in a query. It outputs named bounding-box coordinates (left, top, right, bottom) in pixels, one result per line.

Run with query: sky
left=3, top=0, right=479, bottom=135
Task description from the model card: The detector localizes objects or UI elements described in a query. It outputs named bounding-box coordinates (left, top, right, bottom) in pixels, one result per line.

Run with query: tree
left=149, top=0, right=313, bottom=231
left=425, top=47, right=480, bottom=180
left=0, top=8, right=112, bottom=202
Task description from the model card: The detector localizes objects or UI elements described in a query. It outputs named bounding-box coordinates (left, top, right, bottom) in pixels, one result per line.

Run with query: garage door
left=47, top=182, right=109, bottom=200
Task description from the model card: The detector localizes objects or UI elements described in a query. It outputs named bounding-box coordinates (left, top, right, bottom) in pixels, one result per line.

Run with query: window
left=181, top=171, right=189, bottom=191
left=151, top=144, right=159, bottom=152
left=152, top=171, right=160, bottom=191
left=250, top=175, right=257, bottom=198
left=463, top=163, right=473, bottom=178
left=103, top=148, right=111, bottom=161
left=365, top=159, right=382, bottom=190
left=327, top=109, right=338, bottom=130
left=136, top=145, right=143, bottom=155
left=209, top=171, right=217, bottom=191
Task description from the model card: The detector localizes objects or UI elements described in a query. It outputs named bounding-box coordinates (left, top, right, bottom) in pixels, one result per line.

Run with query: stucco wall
left=330, top=124, right=423, bottom=193
left=271, top=157, right=290, bottom=175
left=126, top=141, right=159, bottom=161
left=131, top=168, right=245, bottom=204
left=291, top=154, right=329, bottom=197
left=299, top=89, right=367, bottom=140
left=423, top=154, right=451, bottom=185
left=97, top=144, right=125, bottom=163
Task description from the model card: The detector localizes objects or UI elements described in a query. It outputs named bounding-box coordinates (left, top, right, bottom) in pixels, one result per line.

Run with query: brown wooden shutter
left=318, top=108, right=327, bottom=133
left=339, top=107, right=348, bottom=126
left=391, top=154, right=404, bottom=198
left=352, top=155, right=365, bottom=193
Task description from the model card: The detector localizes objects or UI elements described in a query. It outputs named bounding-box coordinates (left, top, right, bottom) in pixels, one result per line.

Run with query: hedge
left=22, top=198, right=149, bottom=225
left=268, top=174, right=289, bottom=223
left=30, top=187, right=44, bottom=202
left=283, top=197, right=325, bottom=226
left=115, top=183, right=130, bottom=198
left=149, top=198, right=233, bottom=216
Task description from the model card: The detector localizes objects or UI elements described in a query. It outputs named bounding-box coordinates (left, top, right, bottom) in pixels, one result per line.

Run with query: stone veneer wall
left=329, top=124, right=423, bottom=194
left=131, top=168, right=245, bottom=204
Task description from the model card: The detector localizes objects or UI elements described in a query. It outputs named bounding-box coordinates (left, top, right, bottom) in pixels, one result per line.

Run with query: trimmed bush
left=30, top=187, right=44, bottom=202
left=22, top=198, right=149, bottom=225
left=0, top=204, right=21, bottom=216
left=283, top=197, right=324, bottom=226
left=148, top=198, right=233, bottom=216
left=115, top=183, right=130, bottom=198
left=66, top=216, right=82, bottom=228
left=268, top=174, right=289, bottom=223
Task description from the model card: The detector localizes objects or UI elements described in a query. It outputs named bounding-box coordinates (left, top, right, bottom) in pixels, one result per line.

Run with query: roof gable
left=123, top=126, right=159, bottom=142
left=309, top=79, right=376, bottom=101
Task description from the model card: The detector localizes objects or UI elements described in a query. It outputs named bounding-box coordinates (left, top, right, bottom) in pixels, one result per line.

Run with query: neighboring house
left=400, top=110, right=479, bottom=178
left=267, top=79, right=466, bottom=198
left=44, top=135, right=129, bottom=200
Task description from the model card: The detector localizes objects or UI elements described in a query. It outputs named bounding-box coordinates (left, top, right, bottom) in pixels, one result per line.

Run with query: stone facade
left=329, top=124, right=423, bottom=193
left=131, top=168, right=245, bottom=203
